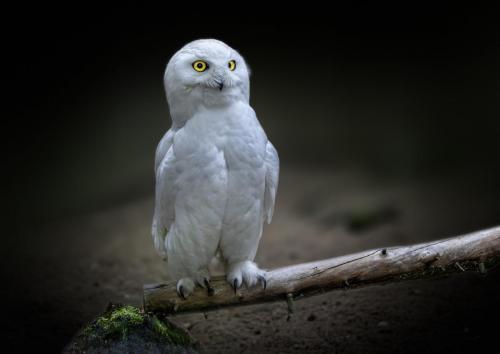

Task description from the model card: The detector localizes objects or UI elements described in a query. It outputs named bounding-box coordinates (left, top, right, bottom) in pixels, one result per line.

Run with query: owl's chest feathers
left=176, top=102, right=267, bottom=169
left=170, top=103, right=266, bottom=222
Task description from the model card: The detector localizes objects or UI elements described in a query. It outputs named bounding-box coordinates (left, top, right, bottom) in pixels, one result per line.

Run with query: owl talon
left=258, top=275, right=267, bottom=290
left=178, top=285, right=186, bottom=300
left=204, top=278, right=215, bottom=296
left=176, top=278, right=195, bottom=299
left=227, top=261, right=266, bottom=291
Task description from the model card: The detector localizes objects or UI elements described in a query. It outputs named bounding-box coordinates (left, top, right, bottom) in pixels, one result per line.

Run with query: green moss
left=152, top=316, right=170, bottom=337
left=92, top=305, right=144, bottom=340
left=151, top=315, right=191, bottom=346
left=77, top=304, right=194, bottom=351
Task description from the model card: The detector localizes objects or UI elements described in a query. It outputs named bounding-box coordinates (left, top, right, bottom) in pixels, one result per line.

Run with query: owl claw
left=178, top=285, right=186, bottom=300
left=258, top=275, right=267, bottom=290
left=227, top=261, right=265, bottom=292
left=204, top=278, right=215, bottom=296
left=176, top=278, right=195, bottom=299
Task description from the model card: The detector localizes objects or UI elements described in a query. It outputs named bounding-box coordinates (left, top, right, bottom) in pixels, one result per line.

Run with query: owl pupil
left=197, top=63, right=202, bottom=68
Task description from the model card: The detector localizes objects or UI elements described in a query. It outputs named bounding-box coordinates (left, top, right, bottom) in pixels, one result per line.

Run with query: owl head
left=164, top=39, right=250, bottom=126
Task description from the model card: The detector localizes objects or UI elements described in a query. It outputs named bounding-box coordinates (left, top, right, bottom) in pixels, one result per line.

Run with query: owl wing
left=152, top=129, right=177, bottom=258
left=155, top=129, right=175, bottom=173
left=264, top=141, right=279, bottom=223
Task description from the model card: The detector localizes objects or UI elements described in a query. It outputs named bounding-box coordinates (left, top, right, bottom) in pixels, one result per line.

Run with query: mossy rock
left=63, top=303, right=198, bottom=353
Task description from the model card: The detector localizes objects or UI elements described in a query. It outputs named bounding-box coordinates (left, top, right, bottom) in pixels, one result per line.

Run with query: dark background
left=2, top=4, right=500, bottom=353
left=5, top=4, right=499, bottom=226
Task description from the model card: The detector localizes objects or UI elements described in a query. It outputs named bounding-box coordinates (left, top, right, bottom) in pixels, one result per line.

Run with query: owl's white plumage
left=152, top=39, right=279, bottom=297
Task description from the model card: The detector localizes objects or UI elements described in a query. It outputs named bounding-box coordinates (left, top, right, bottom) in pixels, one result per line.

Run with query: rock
left=63, top=303, right=199, bottom=353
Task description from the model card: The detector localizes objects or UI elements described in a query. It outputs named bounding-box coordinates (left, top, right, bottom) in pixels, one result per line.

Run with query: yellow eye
left=192, top=60, right=208, bottom=72
left=228, top=60, right=236, bottom=71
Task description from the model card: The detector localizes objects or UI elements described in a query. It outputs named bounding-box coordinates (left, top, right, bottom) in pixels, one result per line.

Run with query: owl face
left=165, top=39, right=250, bottom=113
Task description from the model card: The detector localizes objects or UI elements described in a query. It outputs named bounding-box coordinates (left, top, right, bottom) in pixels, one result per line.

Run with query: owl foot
left=192, top=269, right=214, bottom=296
left=204, top=278, right=215, bottom=296
left=176, top=278, right=195, bottom=299
left=257, top=274, right=267, bottom=290
left=227, top=260, right=267, bottom=293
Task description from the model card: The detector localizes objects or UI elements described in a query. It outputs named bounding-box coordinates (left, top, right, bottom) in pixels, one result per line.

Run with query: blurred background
left=5, top=4, right=499, bottom=225
left=2, top=4, right=500, bottom=353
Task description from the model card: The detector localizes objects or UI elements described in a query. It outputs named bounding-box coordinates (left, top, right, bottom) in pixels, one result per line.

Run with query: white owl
left=152, top=39, right=279, bottom=298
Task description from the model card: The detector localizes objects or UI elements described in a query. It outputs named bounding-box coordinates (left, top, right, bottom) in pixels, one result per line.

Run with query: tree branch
left=143, top=226, right=500, bottom=314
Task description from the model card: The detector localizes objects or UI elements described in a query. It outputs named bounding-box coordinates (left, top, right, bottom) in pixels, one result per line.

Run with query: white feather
left=264, top=142, right=279, bottom=223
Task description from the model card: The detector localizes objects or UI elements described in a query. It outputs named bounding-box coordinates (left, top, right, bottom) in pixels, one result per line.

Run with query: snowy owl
left=152, top=39, right=279, bottom=298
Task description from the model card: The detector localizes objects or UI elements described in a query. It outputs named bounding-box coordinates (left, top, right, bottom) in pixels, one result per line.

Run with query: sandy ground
left=2, top=167, right=500, bottom=353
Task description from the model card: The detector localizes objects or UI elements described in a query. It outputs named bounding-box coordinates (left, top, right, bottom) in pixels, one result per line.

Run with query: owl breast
left=172, top=101, right=268, bottom=234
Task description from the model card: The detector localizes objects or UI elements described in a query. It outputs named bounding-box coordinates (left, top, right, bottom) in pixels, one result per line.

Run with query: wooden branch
left=143, top=226, right=500, bottom=314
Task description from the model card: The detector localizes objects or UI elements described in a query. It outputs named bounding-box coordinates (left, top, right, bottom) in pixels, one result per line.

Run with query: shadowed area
left=3, top=167, right=500, bottom=352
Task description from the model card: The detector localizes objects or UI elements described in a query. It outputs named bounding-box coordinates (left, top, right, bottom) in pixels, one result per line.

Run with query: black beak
left=217, top=81, right=224, bottom=91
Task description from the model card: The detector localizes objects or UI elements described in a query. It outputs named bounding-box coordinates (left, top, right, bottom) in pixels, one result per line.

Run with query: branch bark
left=143, top=226, right=500, bottom=314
